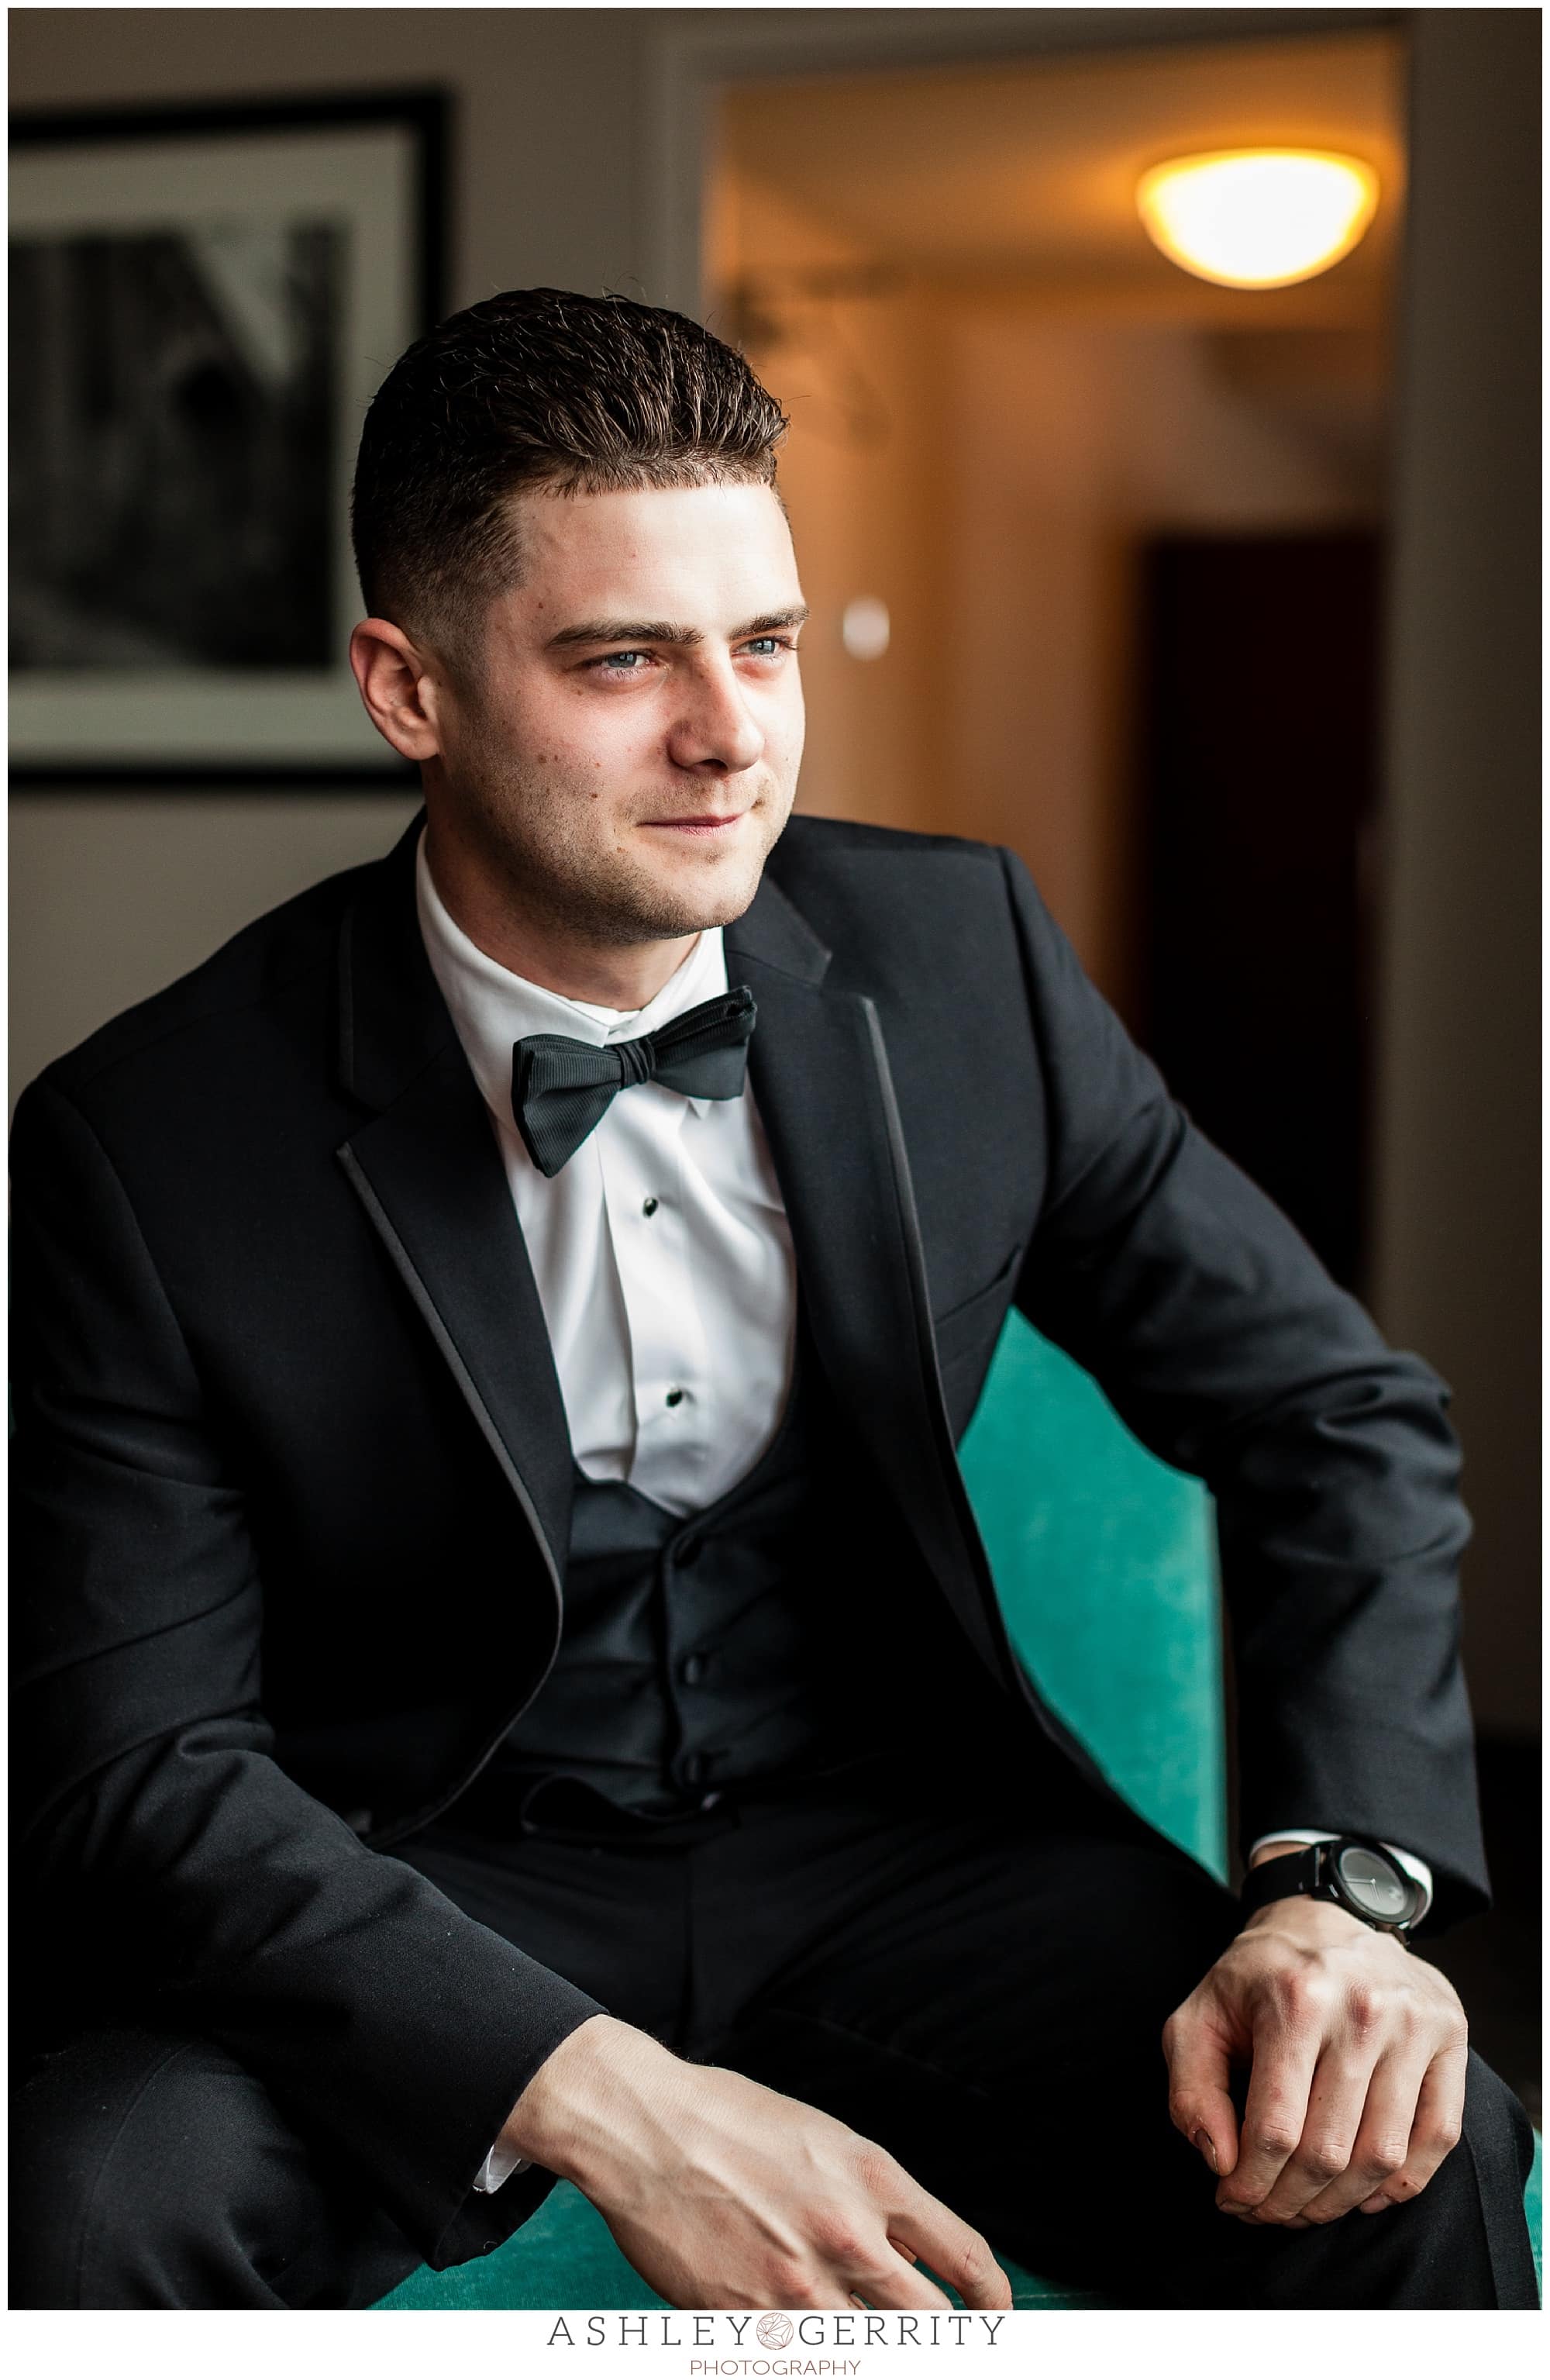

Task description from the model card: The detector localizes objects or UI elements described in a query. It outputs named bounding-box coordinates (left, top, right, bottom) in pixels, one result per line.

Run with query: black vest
left=486, top=1312, right=1006, bottom=1823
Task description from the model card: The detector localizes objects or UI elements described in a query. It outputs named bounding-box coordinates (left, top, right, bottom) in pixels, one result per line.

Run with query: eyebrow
left=546, top=604, right=810, bottom=651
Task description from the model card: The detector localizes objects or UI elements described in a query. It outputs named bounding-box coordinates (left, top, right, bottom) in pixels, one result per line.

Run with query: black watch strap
left=1240, top=1844, right=1323, bottom=1917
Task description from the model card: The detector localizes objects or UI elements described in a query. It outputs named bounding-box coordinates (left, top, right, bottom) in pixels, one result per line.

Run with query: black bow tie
left=511, top=985, right=758, bottom=1178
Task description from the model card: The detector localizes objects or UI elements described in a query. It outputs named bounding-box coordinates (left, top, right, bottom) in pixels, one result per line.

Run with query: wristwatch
left=1240, top=1836, right=1424, bottom=1941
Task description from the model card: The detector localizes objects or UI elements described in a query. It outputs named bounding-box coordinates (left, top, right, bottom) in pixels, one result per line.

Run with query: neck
left=422, top=819, right=697, bottom=1010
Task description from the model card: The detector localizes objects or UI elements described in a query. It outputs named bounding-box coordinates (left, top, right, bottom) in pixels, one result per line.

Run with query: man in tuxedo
left=11, top=290, right=1536, bottom=2311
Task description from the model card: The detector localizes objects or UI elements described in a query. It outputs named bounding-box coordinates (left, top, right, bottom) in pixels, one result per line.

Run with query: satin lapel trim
left=338, top=1043, right=574, bottom=1595
left=735, top=954, right=1016, bottom=1691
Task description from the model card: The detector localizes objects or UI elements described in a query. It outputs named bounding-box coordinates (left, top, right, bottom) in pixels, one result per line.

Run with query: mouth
left=637, top=811, right=750, bottom=840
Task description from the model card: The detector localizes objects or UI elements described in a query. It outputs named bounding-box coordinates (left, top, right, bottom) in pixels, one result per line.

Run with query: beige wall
left=9, top=797, right=420, bottom=1099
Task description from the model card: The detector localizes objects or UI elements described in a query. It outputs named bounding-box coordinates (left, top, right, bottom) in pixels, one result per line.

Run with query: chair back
left=958, top=1311, right=1227, bottom=1878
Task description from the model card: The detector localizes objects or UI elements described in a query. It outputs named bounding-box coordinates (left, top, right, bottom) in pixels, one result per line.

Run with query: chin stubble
left=477, top=771, right=779, bottom=950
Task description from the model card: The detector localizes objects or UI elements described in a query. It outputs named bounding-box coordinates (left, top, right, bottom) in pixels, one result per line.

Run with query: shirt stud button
left=642, top=1197, right=659, bottom=1217
left=665, top=1387, right=685, bottom=1408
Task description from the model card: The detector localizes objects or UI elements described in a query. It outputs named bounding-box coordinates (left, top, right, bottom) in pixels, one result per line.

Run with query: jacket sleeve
left=9, top=1074, right=604, bottom=2266
left=997, top=849, right=1486, bottom=1921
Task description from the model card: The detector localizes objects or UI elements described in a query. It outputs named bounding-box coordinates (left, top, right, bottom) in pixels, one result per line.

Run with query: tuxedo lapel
left=334, top=820, right=574, bottom=1597
left=727, top=880, right=1017, bottom=1691
left=329, top=825, right=1011, bottom=1694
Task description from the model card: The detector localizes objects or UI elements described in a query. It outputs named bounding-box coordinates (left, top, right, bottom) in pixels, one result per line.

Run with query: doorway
left=704, top=27, right=1405, bottom=1289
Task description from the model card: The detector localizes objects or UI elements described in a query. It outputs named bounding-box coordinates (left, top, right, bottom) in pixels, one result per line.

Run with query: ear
left=349, top=617, right=446, bottom=762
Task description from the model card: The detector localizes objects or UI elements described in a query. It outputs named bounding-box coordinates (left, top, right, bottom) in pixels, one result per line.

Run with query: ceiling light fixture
left=1135, top=149, right=1380, bottom=289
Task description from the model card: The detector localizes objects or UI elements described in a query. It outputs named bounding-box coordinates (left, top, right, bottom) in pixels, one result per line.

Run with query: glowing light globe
left=1135, top=149, right=1380, bottom=290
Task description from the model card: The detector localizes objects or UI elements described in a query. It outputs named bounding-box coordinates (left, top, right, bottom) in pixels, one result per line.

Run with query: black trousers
left=11, top=1751, right=1538, bottom=2309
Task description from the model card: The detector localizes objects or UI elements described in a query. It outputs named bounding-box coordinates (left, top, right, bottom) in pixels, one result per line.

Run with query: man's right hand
left=501, top=2013, right=1012, bottom=2313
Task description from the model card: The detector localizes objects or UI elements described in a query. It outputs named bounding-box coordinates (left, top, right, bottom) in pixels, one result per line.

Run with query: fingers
left=1173, top=1913, right=1470, bottom=2237
left=1215, top=2008, right=1321, bottom=2218
left=1355, top=2037, right=1468, bottom=2216
left=1229, top=2012, right=1467, bottom=2230
left=877, top=2172, right=1012, bottom=2310
left=843, top=2246, right=955, bottom=2310
left=1162, top=2001, right=1241, bottom=2181
left=1250, top=2037, right=1386, bottom=2223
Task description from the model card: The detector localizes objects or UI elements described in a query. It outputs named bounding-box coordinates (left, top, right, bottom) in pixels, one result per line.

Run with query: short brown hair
left=350, top=287, right=787, bottom=654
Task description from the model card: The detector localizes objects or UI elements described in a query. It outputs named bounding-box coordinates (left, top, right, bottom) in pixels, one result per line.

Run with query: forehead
left=504, top=481, right=801, bottom=627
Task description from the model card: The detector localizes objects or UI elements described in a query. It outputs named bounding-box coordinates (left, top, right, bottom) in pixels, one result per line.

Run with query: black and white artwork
left=9, top=98, right=443, bottom=781
left=11, top=223, right=344, bottom=673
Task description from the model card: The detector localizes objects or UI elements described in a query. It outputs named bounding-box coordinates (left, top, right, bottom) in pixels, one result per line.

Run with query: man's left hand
left=1161, top=1871, right=1469, bottom=2228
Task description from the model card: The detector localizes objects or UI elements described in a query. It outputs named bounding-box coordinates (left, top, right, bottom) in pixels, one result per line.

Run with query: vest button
left=681, top=1753, right=707, bottom=1785
left=680, top=1653, right=707, bottom=1686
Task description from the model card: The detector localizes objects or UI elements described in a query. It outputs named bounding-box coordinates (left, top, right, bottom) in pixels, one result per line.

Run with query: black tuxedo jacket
left=12, top=812, right=1483, bottom=2266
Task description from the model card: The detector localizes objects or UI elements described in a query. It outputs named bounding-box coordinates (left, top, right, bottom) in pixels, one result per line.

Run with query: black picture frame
left=9, top=89, right=449, bottom=788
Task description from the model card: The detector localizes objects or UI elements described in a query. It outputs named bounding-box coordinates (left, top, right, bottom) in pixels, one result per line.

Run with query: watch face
left=1334, top=1842, right=1413, bottom=1922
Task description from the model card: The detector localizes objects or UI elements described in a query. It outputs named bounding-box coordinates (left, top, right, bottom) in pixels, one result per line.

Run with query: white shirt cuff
left=1249, top=1830, right=1433, bottom=1922
left=472, top=2140, right=532, bottom=2195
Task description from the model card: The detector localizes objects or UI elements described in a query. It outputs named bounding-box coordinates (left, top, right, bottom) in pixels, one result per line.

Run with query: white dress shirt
left=415, top=830, right=1431, bottom=2195
left=417, top=835, right=797, bottom=1516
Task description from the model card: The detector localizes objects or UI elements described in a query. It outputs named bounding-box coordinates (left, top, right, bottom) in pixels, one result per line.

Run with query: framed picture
left=9, top=91, right=446, bottom=785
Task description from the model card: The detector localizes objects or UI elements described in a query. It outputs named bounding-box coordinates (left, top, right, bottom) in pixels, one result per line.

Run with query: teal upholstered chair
left=380, top=1312, right=1541, bottom=2309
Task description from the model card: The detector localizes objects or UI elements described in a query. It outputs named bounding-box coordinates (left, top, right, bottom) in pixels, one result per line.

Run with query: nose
left=665, top=654, right=765, bottom=778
